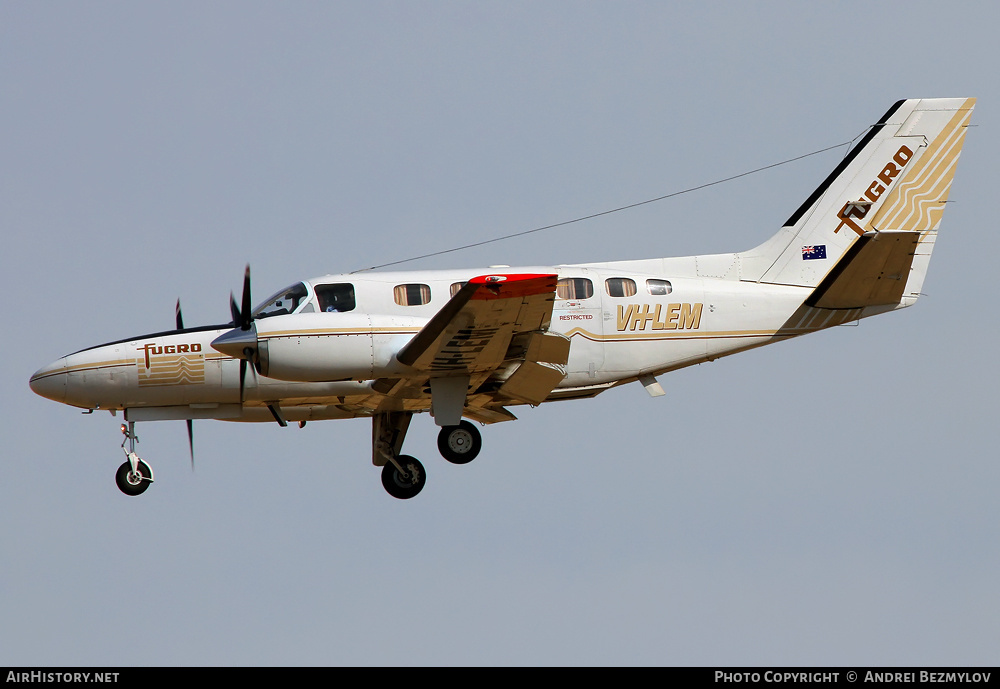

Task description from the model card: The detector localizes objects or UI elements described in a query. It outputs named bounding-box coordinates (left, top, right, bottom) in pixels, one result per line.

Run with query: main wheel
left=437, top=421, right=482, bottom=464
left=381, top=455, right=426, bottom=499
left=115, top=459, right=152, bottom=496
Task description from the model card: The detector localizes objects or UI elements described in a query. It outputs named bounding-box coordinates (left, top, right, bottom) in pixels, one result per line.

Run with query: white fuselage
left=30, top=258, right=864, bottom=424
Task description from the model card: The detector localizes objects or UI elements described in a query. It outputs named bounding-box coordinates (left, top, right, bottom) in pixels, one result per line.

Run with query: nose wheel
left=116, top=457, right=153, bottom=496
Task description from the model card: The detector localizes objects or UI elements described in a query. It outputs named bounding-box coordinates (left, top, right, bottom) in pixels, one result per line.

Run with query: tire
left=115, top=459, right=152, bottom=496
left=381, top=455, right=426, bottom=500
left=437, top=421, right=482, bottom=464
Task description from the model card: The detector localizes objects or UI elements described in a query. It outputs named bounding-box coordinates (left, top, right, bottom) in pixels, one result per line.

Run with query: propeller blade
left=221, top=265, right=257, bottom=406
left=230, top=292, right=240, bottom=326
left=186, top=419, right=194, bottom=471
left=240, top=264, right=252, bottom=331
left=239, top=358, right=247, bottom=403
left=237, top=349, right=260, bottom=405
left=175, top=299, right=193, bottom=470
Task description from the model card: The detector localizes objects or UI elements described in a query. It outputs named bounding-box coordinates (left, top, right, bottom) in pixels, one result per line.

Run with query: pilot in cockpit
left=315, top=283, right=356, bottom=313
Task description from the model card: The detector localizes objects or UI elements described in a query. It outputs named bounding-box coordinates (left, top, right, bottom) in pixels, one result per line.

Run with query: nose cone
left=29, top=359, right=68, bottom=403
left=211, top=325, right=258, bottom=359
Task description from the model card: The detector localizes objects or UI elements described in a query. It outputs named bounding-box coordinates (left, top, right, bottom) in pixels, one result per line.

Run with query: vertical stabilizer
left=739, top=98, right=975, bottom=297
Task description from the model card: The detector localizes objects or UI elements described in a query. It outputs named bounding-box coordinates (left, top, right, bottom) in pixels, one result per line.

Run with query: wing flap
left=498, top=361, right=566, bottom=405
left=461, top=400, right=518, bottom=425
left=511, top=331, right=571, bottom=366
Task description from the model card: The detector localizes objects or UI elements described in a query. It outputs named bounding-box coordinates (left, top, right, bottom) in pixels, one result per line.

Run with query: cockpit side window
left=315, top=283, right=356, bottom=313
left=252, top=283, right=309, bottom=319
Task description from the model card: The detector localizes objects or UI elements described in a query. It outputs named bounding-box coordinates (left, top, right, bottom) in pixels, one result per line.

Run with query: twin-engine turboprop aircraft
left=30, top=98, right=975, bottom=499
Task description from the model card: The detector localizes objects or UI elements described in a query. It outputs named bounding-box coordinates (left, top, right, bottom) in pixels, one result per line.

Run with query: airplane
left=29, top=97, right=975, bottom=499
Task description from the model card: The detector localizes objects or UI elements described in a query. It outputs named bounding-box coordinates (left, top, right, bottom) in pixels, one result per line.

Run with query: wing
left=372, top=273, right=570, bottom=424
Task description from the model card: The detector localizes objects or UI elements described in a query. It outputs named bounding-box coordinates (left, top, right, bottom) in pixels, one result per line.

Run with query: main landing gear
left=372, top=413, right=485, bottom=499
left=115, top=422, right=154, bottom=496
left=437, top=421, right=482, bottom=464
left=381, top=455, right=426, bottom=500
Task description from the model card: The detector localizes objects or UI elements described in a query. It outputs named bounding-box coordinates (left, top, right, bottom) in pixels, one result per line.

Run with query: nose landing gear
left=115, top=456, right=153, bottom=496
left=116, top=422, right=154, bottom=496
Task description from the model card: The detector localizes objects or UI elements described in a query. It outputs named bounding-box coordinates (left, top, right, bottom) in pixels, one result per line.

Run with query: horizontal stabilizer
left=806, top=231, right=919, bottom=309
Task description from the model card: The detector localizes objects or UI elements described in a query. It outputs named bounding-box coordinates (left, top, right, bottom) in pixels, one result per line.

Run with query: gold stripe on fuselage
left=261, top=327, right=421, bottom=339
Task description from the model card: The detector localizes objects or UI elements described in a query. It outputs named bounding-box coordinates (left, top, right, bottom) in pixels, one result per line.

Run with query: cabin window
left=252, top=283, right=309, bottom=319
left=556, top=277, right=594, bottom=300
left=315, top=283, right=356, bottom=313
left=646, top=279, right=673, bottom=296
left=394, top=283, right=431, bottom=306
left=449, top=282, right=467, bottom=297
left=605, top=277, right=637, bottom=298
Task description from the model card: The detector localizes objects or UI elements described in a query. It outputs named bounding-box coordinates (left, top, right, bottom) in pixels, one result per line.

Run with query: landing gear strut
left=372, top=411, right=426, bottom=499
left=116, top=422, right=153, bottom=496
left=371, top=412, right=486, bottom=499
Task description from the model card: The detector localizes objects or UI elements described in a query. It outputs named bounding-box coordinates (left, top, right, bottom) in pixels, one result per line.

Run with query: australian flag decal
left=802, top=245, right=827, bottom=260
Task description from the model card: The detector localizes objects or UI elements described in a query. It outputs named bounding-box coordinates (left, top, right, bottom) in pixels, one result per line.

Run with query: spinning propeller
left=175, top=266, right=282, bottom=470
left=212, top=265, right=285, bottom=426
left=175, top=298, right=195, bottom=470
left=213, top=264, right=262, bottom=404
left=234, top=265, right=257, bottom=403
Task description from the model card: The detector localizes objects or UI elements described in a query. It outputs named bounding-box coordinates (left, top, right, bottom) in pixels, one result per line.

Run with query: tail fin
left=740, top=98, right=975, bottom=303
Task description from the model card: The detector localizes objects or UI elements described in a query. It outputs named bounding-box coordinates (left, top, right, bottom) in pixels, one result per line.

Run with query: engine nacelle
left=253, top=313, right=425, bottom=382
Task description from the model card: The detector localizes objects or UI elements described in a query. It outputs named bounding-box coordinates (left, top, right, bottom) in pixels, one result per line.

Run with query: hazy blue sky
left=3, top=2, right=997, bottom=665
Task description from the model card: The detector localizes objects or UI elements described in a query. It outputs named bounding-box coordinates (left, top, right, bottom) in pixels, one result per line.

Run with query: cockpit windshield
left=252, top=283, right=309, bottom=320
